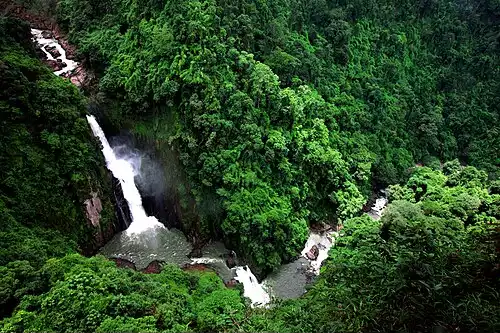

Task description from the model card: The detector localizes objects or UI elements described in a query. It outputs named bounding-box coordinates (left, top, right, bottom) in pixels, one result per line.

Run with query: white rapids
left=190, top=256, right=271, bottom=307
left=301, top=230, right=338, bottom=275
left=234, top=228, right=339, bottom=307
left=368, top=190, right=388, bottom=220
left=234, top=266, right=271, bottom=307
left=31, top=28, right=78, bottom=76
left=190, top=257, right=223, bottom=265
left=86, top=115, right=164, bottom=234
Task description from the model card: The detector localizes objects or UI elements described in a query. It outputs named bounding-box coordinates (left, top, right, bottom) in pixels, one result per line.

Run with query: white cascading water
left=190, top=258, right=223, bottom=265
left=191, top=253, right=271, bottom=307
left=32, top=27, right=273, bottom=307
left=31, top=29, right=78, bottom=76
left=234, top=266, right=271, bottom=307
left=369, top=191, right=388, bottom=220
left=86, top=115, right=165, bottom=234
left=300, top=231, right=338, bottom=274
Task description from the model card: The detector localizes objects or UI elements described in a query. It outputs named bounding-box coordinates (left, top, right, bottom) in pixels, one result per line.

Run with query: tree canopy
left=0, top=0, right=499, bottom=331
left=244, top=165, right=499, bottom=332
left=49, top=0, right=500, bottom=270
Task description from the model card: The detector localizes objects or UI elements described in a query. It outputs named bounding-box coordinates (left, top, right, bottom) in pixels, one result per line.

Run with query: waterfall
left=86, top=115, right=164, bottom=234
left=234, top=266, right=271, bottom=307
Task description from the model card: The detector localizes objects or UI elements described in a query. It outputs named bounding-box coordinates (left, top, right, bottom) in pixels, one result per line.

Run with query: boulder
left=226, top=250, right=237, bottom=268
left=84, top=193, right=102, bottom=227
left=69, top=66, right=88, bottom=86
left=41, top=31, right=53, bottom=39
left=183, top=263, right=211, bottom=272
left=35, top=45, right=47, bottom=60
left=310, top=222, right=332, bottom=233
left=44, top=59, right=64, bottom=71
left=225, top=279, right=238, bottom=288
left=141, top=260, right=163, bottom=274
left=306, top=245, right=319, bottom=260
left=226, top=256, right=236, bottom=269
left=60, top=40, right=77, bottom=59
left=111, top=258, right=136, bottom=270
left=57, top=59, right=67, bottom=68
left=188, top=247, right=202, bottom=258
left=45, top=45, right=61, bottom=58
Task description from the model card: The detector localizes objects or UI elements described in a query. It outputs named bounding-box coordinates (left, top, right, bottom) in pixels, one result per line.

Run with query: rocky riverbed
left=31, top=28, right=88, bottom=85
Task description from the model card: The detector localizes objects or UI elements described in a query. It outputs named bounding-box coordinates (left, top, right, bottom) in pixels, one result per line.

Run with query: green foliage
left=390, top=165, right=495, bottom=224
left=0, top=199, right=75, bottom=267
left=245, top=167, right=499, bottom=332
left=96, top=316, right=158, bottom=332
left=1, top=1, right=499, bottom=332
left=0, top=16, right=115, bottom=251
left=53, top=0, right=376, bottom=270
left=0, top=254, right=246, bottom=333
left=51, top=0, right=499, bottom=271
left=0, top=261, right=43, bottom=319
left=195, top=289, right=245, bottom=331
left=0, top=17, right=118, bottom=319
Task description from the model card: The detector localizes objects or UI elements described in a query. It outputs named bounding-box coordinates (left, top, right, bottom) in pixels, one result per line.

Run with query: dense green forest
left=0, top=16, right=119, bottom=318
left=0, top=0, right=499, bottom=331
left=248, top=164, right=499, bottom=332
left=52, top=0, right=499, bottom=270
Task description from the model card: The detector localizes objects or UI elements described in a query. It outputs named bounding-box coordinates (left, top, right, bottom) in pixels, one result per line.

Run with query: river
left=32, top=28, right=388, bottom=308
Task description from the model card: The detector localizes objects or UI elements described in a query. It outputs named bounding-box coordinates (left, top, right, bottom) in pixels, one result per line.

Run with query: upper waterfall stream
left=31, top=28, right=78, bottom=76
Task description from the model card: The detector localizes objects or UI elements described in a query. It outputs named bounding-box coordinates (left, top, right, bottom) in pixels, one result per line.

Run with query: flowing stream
left=31, top=29, right=78, bottom=76
left=368, top=190, right=388, bottom=220
left=32, top=28, right=389, bottom=309
left=87, top=115, right=270, bottom=306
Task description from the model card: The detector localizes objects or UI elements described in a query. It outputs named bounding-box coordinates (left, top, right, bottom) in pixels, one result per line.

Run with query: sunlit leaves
left=1, top=255, right=246, bottom=332
left=54, top=0, right=498, bottom=273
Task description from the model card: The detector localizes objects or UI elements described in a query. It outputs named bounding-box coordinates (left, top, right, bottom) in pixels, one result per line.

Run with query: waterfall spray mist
left=87, top=116, right=273, bottom=307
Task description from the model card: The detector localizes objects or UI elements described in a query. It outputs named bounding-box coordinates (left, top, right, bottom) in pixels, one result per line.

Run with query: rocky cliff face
left=79, top=180, right=122, bottom=256
left=133, top=136, right=209, bottom=248
left=83, top=191, right=122, bottom=253
left=84, top=192, right=103, bottom=227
